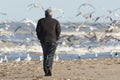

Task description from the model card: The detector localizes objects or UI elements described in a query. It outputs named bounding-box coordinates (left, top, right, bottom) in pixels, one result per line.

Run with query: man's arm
left=56, top=21, right=61, bottom=41
left=36, top=20, right=41, bottom=40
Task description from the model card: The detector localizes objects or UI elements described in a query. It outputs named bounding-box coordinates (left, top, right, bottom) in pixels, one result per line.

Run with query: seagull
left=89, top=26, right=97, bottom=31
left=94, top=15, right=113, bottom=22
left=4, top=55, right=8, bottom=63
left=14, top=26, right=22, bottom=33
left=105, top=16, right=113, bottom=21
left=105, top=25, right=115, bottom=33
left=82, top=11, right=95, bottom=19
left=111, top=20, right=120, bottom=26
left=94, top=17, right=100, bottom=22
left=75, top=26, right=81, bottom=31
left=61, top=41, right=66, bottom=46
left=95, top=53, right=98, bottom=58
left=22, top=18, right=37, bottom=28
left=28, top=3, right=45, bottom=11
left=107, top=8, right=120, bottom=14
left=115, top=52, right=119, bottom=58
left=78, top=3, right=95, bottom=10
left=110, top=51, right=114, bottom=58
left=76, top=11, right=82, bottom=17
left=39, top=56, right=43, bottom=61
left=15, top=57, right=21, bottom=62
left=50, top=7, right=64, bottom=19
left=0, top=58, right=3, bottom=63
left=78, top=54, right=81, bottom=59
left=51, top=8, right=64, bottom=14
left=24, top=53, right=32, bottom=62
left=54, top=55, right=59, bottom=61
left=0, top=12, right=7, bottom=15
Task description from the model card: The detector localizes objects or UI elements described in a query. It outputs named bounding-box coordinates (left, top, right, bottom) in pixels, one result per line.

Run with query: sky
left=0, top=0, right=120, bottom=22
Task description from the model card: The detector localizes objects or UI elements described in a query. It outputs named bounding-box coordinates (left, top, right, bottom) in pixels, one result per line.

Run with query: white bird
left=54, top=55, right=59, bottom=61
left=78, top=54, right=81, bottom=59
left=15, top=57, right=21, bottom=62
left=50, top=7, right=64, bottom=19
left=28, top=3, right=45, bottom=11
left=23, top=18, right=37, bottom=28
left=75, top=26, right=81, bottom=31
left=40, top=56, right=43, bottom=61
left=0, top=58, right=3, bottom=63
left=78, top=3, right=95, bottom=10
left=95, top=53, right=98, bottom=58
left=61, top=41, right=66, bottom=46
left=24, top=53, right=32, bottom=62
left=51, top=8, right=64, bottom=14
left=89, top=26, right=97, bottom=31
left=4, top=55, right=8, bottom=63
left=110, top=51, right=114, bottom=58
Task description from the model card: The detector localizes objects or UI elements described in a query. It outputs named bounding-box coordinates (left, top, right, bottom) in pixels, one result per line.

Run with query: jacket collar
left=45, top=15, right=52, bottom=18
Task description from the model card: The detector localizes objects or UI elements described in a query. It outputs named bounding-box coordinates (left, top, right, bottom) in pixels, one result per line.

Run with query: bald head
left=45, top=9, right=53, bottom=17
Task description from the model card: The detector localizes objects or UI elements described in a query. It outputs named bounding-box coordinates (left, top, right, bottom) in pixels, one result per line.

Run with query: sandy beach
left=0, top=58, right=120, bottom=80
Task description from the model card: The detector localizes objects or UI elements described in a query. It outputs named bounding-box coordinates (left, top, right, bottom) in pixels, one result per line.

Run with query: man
left=36, top=9, right=61, bottom=76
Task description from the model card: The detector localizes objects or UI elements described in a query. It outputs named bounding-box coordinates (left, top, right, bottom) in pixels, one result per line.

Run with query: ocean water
left=0, top=21, right=120, bottom=61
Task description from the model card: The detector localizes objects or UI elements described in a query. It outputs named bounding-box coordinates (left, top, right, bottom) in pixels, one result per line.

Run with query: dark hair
left=45, top=9, right=52, bottom=17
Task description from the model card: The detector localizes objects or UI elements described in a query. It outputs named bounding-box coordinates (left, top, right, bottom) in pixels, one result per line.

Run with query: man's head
left=45, top=9, right=53, bottom=17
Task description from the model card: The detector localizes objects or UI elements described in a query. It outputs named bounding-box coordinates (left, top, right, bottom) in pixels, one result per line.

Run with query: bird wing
left=14, top=26, right=22, bottom=32
left=78, top=3, right=95, bottom=10
left=0, top=12, right=7, bottom=15
left=94, top=17, right=100, bottom=22
left=28, top=3, right=45, bottom=11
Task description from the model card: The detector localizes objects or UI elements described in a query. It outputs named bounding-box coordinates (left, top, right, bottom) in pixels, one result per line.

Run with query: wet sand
left=0, top=58, right=120, bottom=80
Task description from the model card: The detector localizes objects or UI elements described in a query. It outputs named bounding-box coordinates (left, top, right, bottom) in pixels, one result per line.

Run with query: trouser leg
left=47, top=45, right=56, bottom=69
left=41, top=42, right=57, bottom=75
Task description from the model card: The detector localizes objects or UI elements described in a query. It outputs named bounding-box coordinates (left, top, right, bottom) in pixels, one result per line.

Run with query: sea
left=0, top=19, right=120, bottom=61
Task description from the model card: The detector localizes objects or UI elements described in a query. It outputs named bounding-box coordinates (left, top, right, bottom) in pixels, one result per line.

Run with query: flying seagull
left=82, top=11, right=95, bottom=19
left=0, top=12, right=7, bottom=15
left=107, top=8, right=120, bottom=14
left=78, top=3, right=95, bottom=10
left=49, top=7, right=64, bottom=19
left=28, top=3, right=45, bottom=11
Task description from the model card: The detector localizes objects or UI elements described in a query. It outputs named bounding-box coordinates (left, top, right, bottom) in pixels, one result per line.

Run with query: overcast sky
left=0, top=0, right=120, bottom=22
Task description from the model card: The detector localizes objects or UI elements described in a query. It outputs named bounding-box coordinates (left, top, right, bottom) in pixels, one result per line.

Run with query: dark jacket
left=36, top=15, right=61, bottom=43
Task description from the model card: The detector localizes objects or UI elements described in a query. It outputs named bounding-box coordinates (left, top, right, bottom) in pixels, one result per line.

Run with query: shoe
left=44, top=68, right=52, bottom=76
left=44, top=73, right=51, bottom=76
left=48, top=68, right=52, bottom=76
